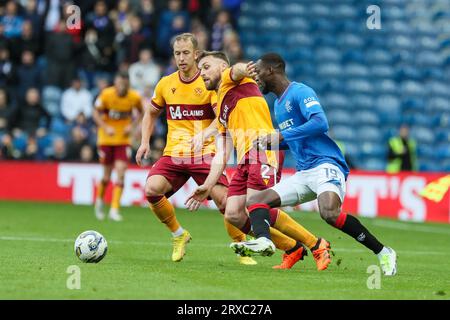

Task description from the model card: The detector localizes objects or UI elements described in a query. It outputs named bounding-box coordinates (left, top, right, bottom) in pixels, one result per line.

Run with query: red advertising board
left=0, top=161, right=449, bottom=223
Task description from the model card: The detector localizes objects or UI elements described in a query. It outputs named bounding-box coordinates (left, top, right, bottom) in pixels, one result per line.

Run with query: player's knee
left=246, top=193, right=266, bottom=208
left=144, top=183, right=162, bottom=199
left=224, top=208, right=242, bottom=227
left=319, top=203, right=340, bottom=225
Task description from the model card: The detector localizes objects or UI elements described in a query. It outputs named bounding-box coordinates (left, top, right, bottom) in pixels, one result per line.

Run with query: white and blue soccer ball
left=74, top=230, right=108, bottom=263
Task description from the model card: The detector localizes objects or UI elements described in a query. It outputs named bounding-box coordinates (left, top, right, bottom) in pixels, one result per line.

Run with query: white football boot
left=230, top=237, right=276, bottom=257
left=378, top=247, right=397, bottom=276
left=108, top=208, right=123, bottom=222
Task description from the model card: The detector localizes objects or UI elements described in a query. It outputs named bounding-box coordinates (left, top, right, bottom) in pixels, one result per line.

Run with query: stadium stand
left=239, top=0, right=450, bottom=171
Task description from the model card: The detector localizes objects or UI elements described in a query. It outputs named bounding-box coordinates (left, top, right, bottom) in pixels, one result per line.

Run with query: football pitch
left=0, top=201, right=449, bottom=300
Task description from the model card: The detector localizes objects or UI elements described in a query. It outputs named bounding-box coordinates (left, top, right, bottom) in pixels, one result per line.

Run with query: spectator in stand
left=23, top=0, right=42, bottom=36
left=9, top=87, right=50, bottom=138
left=210, top=9, right=233, bottom=51
left=79, top=28, right=114, bottom=89
left=0, top=47, right=17, bottom=91
left=206, top=0, right=223, bottom=29
left=386, top=124, right=418, bottom=173
left=90, top=75, right=110, bottom=99
left=1, top=1, right=24, bottom=39
left=66, top=125, right=88, bottom=161
left=157, top=0, right=190, bottom=57
left=48, top=137, right=68, bottom=161
left=45, top=19, right=77, bottom=88
left=222, top=0, right=243, bottom=25
left=223, top=30, right=243, bottom=65
left=0, top=24, right=10, bottom=50
left=17, top=50, right=42, bottom=99
left=119, top=15, right=150, bottom=64
left=191, top=18, right=208, bottom=50
left=111, top=0, right=133, bottom=35
left=138, top=0, right=156, bottom=37
left=129, top=48, right=160, bottom=93
left=163, top=56, right=177, bottom=76
left=9, top=20, right=41, bottom=64
left=80, top=144, right=95, bottom=162
left=61, top=77, right=93, bottom=123
left=0, top=87, right=13, bottom=135
left=42, top=0, right=63, bottom=33
left=85, top=0, right=115, bottom=51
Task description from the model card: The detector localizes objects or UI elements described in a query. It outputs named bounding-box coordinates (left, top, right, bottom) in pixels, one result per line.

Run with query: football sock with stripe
left=334, top=212, right=384, bottom=254
left=248, top=204, right=272, bottom=240
left=224, top=217, right=246, bottom=242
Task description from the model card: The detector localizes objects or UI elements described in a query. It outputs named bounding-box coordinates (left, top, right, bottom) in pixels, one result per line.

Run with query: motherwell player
left=135, top=33, right=256, bottom=264
left=186, top=51, right=332, bottom=271
left=93, top=72, right=143, bottom=221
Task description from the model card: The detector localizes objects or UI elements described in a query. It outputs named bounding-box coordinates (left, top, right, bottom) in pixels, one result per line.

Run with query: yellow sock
left=270, top=227, right=297, bottom=252
left=274, top=209, right=318, bottom=249
left=149, top=196, right=181, bottom=233
left=111, top=184, right=123, bottom=210
left=96, top=180, right=108, bottom=200
left=224, top=218, right=246, bottom=242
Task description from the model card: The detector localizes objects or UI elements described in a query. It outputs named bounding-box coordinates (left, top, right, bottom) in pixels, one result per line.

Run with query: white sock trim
left=172, top=227, right=184, bottom=237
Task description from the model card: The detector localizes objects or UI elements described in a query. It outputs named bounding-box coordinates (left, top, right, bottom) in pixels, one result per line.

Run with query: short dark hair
left=198, top=50, right=230, bottom=65
left=259, top=52, right=286, bottom=73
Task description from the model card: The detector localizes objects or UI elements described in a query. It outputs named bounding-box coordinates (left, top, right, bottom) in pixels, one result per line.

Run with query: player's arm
left=191, top=94, right=219, bottom=152
left=230, top=61, right=257, bottom=82
left=185, top=132, right=233, bottom=211
left=135, top=104, right=162, bottom=166
left=281, top=87, right=329, bottom=142
left=136, top=81, right=165, bottom=166
left=92, top=95, right=115, bottom=136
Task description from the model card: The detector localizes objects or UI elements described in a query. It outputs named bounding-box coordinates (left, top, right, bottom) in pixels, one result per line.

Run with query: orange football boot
left=311, top=238, right=332, bottom=271
left=273, top=244, right=307, bottom=269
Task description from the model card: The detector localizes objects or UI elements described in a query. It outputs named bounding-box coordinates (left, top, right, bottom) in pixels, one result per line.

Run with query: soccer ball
left=74, top=230, right=108, bottom=263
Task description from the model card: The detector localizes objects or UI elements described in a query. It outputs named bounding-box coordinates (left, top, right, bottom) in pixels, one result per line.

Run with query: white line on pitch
left=371, top=220, right=450, bottom=235
left=0, top=235, right=448, bottom=256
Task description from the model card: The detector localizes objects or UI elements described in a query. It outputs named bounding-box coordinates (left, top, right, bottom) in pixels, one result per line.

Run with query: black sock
left=248, top=205, right=271, bottom=240
left=337, top=214, right=384, bottom=254
left=285, top=241, right=305, bottom=255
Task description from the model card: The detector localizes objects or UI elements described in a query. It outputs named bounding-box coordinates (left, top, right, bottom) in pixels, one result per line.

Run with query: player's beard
left=205, top=75, right=220, bottom=90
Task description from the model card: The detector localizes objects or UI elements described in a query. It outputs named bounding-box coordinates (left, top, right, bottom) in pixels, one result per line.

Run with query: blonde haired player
left=93, top=71, right=143, bottom=221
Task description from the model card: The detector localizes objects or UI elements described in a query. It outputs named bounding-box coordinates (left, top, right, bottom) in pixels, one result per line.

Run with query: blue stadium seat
left=354, top=110, right=380, bottom=125
left=42, top=86, right=62, bottom=117
left=360, top=142, right=386, bottom=158
left=357, top=126, right=384, bottom=143
left=410, top=126, right=435, bottom=144
left=332, top=125, right=356, bottom=141
left=50, top=117, right=70, bottom=139
left=327, top=110, right=352, bottom=126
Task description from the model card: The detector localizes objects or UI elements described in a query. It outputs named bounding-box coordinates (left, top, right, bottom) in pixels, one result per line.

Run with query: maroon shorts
left=228, top=150, right=284, bottom=197
left=147, top=155, right=229, bottom=199
left=98, top=145, right=131, bottom=165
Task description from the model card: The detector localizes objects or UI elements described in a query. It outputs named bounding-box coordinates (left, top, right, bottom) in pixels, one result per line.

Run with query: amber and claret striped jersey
left=95, top=86, right=143, bottom=146
left=151, top=70, right=217, bottom=158
left=217, top=67, right=278, bottom=168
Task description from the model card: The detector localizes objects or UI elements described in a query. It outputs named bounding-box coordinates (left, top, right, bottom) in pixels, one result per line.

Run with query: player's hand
left=184, top=184, right=212, bottom=211
left=190, top=132, right=205, bottom=153
left=246, top=61, right=257, bottom=79
left=104, top=125, right=115, bottom=136
left=255, top=133, right=281, bottom=151
left=135, top=143, right=150, bottom=166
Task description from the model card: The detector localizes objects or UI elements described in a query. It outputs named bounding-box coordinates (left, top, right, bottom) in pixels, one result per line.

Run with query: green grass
left=0, top=200, right=449, bottom=300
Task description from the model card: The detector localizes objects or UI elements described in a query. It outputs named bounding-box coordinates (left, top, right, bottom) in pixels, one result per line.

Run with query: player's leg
left=314, top=165, right=396, bottom=275
left=108, top=159, right=127, bottom=221
left=145, top=157, right=191, bottom=262
left=95, top=146, right=113, bottom=220
left=246, top=173, right=332, bottom=271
